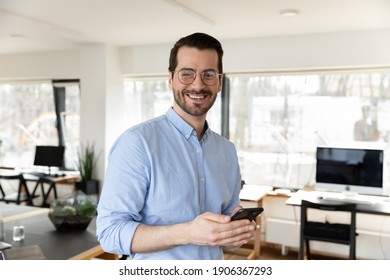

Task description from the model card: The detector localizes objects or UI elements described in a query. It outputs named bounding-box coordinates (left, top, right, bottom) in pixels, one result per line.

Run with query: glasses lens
left=201, top=70, right=218, bottom=85
left=178, top=69, right=196, bottom=85
left=176, top=69, right=220, bottom=85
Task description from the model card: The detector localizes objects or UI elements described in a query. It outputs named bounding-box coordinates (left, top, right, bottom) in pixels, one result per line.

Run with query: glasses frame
left=173, top=69, right=222, bottom=86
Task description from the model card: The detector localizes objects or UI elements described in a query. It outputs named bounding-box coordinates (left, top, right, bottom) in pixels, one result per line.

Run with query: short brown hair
left=168, top=33, right=223, bottom=74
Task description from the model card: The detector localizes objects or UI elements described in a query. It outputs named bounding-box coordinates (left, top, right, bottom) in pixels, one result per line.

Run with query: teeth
left=189, top=95, right=204, bottom=99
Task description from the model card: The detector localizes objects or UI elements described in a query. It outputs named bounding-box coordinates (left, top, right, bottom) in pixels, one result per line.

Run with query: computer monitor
left=315, top=146, right=384, bottom=196
left=33, top=145, right=65, bottom=170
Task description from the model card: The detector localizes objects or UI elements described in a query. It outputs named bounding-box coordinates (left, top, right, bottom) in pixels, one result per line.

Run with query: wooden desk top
left=22, top=173, right=80, bottom=183
left=0, top=168, right=80, bottom=183
left=0, top=169, right=21, bottom=178
left=0, top=203, right=49, bottom=222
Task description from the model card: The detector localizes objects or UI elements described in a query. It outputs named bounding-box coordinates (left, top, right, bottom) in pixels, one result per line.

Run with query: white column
left=79, top=44, right=123, bottom=185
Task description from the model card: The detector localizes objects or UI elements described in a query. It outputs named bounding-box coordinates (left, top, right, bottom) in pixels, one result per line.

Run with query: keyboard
left=318, top=195, right=374, bottom=205
left=26, top=171, right=48, bottom=177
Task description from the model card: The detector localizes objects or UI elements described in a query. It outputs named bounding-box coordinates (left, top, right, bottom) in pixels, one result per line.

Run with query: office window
left=122, top=70, right=390, bottom=191
left=56, top=81, right=81, bottom=169
left=0, top=81, right=80, bottom=169
left=123, top=77, right=222, bottom=133
left=227, top=70, right=390, bottom=188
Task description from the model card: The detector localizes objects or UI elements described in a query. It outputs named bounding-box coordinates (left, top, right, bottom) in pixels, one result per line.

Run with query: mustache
left=183, top=89, right=212, bottom=95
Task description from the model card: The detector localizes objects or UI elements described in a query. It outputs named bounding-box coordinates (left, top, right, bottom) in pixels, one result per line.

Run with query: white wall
left=2, top=29, right=389, bottom=79
left=121, top=29, right=390, bottom=74
left=79, top=44, right=113, bottom=183
left=0, top=49, right=79, bottom=80
left=223, top=29, right=390, bottom=71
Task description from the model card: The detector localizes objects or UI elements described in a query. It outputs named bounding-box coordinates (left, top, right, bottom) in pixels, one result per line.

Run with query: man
left=353, top=105, right=379, bottom=141
left=96, top=33, right=255, bottom=260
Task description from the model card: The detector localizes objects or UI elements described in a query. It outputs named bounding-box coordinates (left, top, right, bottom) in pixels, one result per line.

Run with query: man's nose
left=188, top=73, right=206, bottom=89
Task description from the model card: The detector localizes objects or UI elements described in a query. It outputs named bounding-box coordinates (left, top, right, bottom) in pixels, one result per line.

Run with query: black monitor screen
left=33, top=145, right=65, bottom=168
left=316, top=147, right=383, bottom=188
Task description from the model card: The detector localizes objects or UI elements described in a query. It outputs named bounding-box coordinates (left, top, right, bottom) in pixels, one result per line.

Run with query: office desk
left=0, top=202, right=49, bottom=222
left=23, top=173, right=80, bottom=207
left=229, top=185, right=272, bottom=259
left=0, top=170, right=35, bottom=205
left=1, top=211, right=107, bottom=260
left=0, top=168, right=80, bottom=207
left=286, top=190, right=390, bottom=216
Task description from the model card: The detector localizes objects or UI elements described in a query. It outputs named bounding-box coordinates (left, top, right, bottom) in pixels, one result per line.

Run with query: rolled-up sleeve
left=96, top=130, right=150, bottom=256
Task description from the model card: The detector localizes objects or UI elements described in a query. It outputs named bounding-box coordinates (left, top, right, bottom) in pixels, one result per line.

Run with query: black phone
left=231, top=207, right=264, bottom=221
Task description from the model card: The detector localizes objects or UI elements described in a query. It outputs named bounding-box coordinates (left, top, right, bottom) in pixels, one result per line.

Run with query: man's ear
left=217, top=76, right=223, bottom=92
left=168, top=72, right=173, bottom=90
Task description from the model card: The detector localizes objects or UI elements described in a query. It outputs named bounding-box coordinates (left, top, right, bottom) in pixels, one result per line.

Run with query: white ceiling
left=1, top=0, right=390, bottom=55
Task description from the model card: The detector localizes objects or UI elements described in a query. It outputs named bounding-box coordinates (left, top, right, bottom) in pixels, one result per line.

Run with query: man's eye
left=181, top=71, right=194, bottom=77
left=203, top=72, right=215, bottom=79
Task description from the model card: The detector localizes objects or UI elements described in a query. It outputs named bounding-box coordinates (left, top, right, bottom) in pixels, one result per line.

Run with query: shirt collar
left=166, top=107, right=210, bottom=141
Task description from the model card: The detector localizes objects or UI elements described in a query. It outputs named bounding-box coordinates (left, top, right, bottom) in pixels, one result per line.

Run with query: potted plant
left=48, top=190, right=97, bottom=231
left=75, top=142, right=100, bottom=195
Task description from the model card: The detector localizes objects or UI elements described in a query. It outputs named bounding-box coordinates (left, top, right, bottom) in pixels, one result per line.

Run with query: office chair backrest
left=300, top=199, right=357, bottom=259
left=302, top=199, right=357, bottom=213
left=0, top=174, right=31, bottom=205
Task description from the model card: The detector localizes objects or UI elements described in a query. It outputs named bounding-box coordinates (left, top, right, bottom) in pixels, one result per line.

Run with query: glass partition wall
left=228, top=69, right=390, bottom=191
left=124, top=69, right=390, bottom=193
left=0, top=80, right=80, bottom=170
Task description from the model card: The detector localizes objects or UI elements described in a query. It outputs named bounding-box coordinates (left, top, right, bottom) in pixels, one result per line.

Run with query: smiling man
left=96, top=33, right=255, bottom=260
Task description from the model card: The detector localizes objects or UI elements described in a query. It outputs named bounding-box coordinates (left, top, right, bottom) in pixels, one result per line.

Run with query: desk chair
left=299, top=200, right=357, bottom=260
left=30, top=176, right=57, bottom=208
left=0, top=174, right=36, bottom=205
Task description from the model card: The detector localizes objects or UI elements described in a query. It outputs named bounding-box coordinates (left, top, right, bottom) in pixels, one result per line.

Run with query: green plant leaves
left=78, top=142, right=99, bottom=181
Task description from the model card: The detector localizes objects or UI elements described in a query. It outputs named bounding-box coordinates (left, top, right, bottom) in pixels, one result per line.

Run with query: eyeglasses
left=174, top=69, right=222, bottom=86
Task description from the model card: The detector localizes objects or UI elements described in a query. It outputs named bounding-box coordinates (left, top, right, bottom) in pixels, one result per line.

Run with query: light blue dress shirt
left=96, top=108, right=241, bottom=260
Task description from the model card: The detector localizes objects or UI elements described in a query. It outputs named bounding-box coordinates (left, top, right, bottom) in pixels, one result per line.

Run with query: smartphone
left=231, top=207, right=264, bottom=221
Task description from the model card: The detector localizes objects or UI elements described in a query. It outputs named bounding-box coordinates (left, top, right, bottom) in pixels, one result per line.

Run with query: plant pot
left=49, top=213, right=93, bottom=231
left=48, top=191, right=97, bottom=231
left=75, top=179, right=99, bottom=195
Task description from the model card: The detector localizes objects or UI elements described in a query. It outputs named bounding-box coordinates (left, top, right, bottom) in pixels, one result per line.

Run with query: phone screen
left=231, top=207, right=264, bottom=221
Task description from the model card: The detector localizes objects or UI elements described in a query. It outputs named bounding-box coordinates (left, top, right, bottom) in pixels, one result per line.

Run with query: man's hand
left=184, top=211, right=256, bottom=248
left=131, top=209, right=257, bottom=254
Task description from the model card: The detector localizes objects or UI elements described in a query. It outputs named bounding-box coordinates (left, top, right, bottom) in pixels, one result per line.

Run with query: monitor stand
left=342, top=191, right=359, bottom=197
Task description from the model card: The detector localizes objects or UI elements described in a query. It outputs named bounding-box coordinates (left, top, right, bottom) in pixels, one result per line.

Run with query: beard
left=173, top=89, right=217, bottom=117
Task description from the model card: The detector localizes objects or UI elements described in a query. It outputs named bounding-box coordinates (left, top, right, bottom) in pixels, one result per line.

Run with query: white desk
left=0, top=202, right=49, bottom=222
left=286, top=190, right=390, bottom=216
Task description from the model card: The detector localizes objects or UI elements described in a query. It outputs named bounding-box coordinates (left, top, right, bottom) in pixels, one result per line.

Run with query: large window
left=123, top=77, right=222, bottom=133
left=0, top=80, right=80, bottom=169
left=228, top=69, right=390, bottom=189
left=124, top=69, right=390, bottom=192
